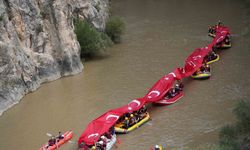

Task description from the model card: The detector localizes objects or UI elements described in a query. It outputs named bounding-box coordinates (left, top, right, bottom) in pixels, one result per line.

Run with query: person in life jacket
left=224, top=34, right=231, bottom=45
left=91, top=145, right=96, bottom=150
left=154, top=145, right=161, bottom=150
left=208, top=26, right=216, bottom=35
left=177, top=80, right=184, bottom=91
left=57, top=132, right=64, bottom=141
left=101, top=135, right=108, bottom=147
left=46, top=137, right=56, bottom=149
left=138, top=106, right=147, bottom=120
left=96, top=140, right=104, bottom=150
left=129, top=114, right=136, bottom=126
left=124, top=117, right=130, bottom=129
left=200, top=63, right=210, bottom=73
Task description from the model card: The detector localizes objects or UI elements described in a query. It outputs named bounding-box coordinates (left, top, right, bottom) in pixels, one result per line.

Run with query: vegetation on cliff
left=74, top=20, right=113, bottom=58
left=74, top=16, right=125, bottom=59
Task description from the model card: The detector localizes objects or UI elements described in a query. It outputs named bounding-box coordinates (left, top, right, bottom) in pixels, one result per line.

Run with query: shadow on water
left=81, top=51, right=111, bottom=62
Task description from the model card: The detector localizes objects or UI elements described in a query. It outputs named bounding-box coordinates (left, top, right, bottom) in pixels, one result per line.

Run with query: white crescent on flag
left=88, top=133, right=99, bottom=139
left=169, top=72, right=176, bottom=78
left=192, top=55, right=202, bottom=61
left=221, top=31, right=227, bottom=34
left=148, top=90, right=160, bottom=98
left=128, top=99, right=141, bottom=107
left=217, top=36, right=224, bottom=43
left=106, top=114, right=119, bottom=121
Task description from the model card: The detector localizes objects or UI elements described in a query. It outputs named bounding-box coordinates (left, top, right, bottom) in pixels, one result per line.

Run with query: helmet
left=99, top=141, right=103, bottom=145
left=130, top=114, right=134, bottom=117
left=125, top=117, right=128, bottom=120
left=101, top=136, right=105, bottom=139
left=92, top=146, right=96, bottom=150
left=155, top=145, right=159, bottom=148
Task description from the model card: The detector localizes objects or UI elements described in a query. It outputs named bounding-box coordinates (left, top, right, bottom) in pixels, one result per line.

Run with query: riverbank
left=0, top=0, right=110, bottom=116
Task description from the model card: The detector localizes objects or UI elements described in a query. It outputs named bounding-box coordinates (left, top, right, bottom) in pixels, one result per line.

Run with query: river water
left=1, top=0, right=250, bottom=150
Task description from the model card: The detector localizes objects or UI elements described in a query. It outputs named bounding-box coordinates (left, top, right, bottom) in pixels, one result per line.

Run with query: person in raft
left=224, top=34, right=231, bottom=45
left=206, top=50, right=218, bottom=62
left=163, top=80, right=183, bottom=99
left=56, top=131, right=64, bottom=142
left=193, top=62, right=210, bottom=76
left=123, top=117, right=130, bottom=129
left=96, top=134, right=113, bottom=150
left=208, top=26, right=216, bottom=35
left=46, top=137, right=56, bottom=149
left=129, top=113, right=137, bottom=126
left=176, top=80, right=184, bottom=92
left=154, top=145, right=161, bottom=150
left=201, top=63, right=210, bottom=73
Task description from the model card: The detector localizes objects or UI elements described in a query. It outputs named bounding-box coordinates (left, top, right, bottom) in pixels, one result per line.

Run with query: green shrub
left=218, top=101, right=250, bottom=150
left=74, top=19, right=113, bottom=58
left=105, top=16, right=125, bottom=43
left=219, top=125, right=239, bottom=150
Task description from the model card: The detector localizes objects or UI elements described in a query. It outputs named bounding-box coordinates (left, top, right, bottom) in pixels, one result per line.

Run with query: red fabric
left=143, top=73, right=176, bottom=102
left=211, top=25, right=230, bottom=47
left=78, top=98, right=146, bottom=145
left=181, top=46, right=211, bottom=77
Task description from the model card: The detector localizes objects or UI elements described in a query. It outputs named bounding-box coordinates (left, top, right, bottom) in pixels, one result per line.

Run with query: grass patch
left=105, top=16, right=125, bottom=43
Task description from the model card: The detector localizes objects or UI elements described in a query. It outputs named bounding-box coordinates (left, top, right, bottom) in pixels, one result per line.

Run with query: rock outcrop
left=0, top=0, right=110, bottom=115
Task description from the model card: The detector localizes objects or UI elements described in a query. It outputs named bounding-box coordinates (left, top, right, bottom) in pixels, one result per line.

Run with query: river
left=0, top=0, right=250, bottom=150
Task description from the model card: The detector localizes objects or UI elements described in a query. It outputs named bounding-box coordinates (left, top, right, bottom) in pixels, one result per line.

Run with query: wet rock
left=0, top=0, right=110, bottom=115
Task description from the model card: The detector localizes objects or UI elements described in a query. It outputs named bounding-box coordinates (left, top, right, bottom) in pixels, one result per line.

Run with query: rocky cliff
left=0, top=0, right=110, bottom=115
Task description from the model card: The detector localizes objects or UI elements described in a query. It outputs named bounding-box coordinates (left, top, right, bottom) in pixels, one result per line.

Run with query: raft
left=191, top=71, right=211, bottom=79
left=207, top=54, right=220, bottom=65
left=221, top=42, right=232, bottom=48
left=115, top=112, right=150, bottom=134
left=154, top=91, right=184, bottom=106
left=106, top=134, right=117, bottom=150
left=39, top=131, right=73, bottom=150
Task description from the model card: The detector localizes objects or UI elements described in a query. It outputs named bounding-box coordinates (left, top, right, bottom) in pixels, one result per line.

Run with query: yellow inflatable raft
left=207, top=54, right=220, bottom=65
left=191, top=72, right=211, bottom=79
left=221, top=42, right=232, bottom=48
left=115, top=113, right=150, bottom=134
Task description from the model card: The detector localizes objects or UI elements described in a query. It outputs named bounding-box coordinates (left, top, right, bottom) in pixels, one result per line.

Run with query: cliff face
left=0, top=0, right=110, bottom=115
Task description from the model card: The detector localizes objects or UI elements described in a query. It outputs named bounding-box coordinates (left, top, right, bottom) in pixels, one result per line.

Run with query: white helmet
left=99, top=141, right=103, bottom=145
left=155, top=145, right=159, bottom=148
left=101, top=135, right=105, bottom=139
